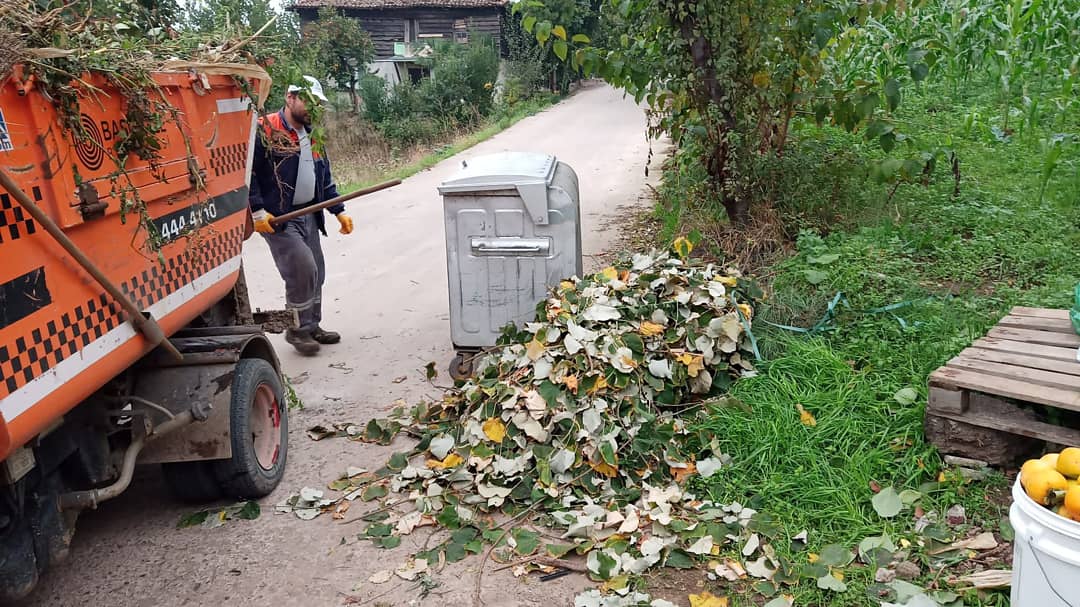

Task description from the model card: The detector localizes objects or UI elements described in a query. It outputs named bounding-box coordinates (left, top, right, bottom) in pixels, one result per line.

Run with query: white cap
left=287, top=75, right=328, bottom=102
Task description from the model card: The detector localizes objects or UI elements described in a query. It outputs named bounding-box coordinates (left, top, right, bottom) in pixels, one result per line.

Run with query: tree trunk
left=349, top=76, right=360, bottom=114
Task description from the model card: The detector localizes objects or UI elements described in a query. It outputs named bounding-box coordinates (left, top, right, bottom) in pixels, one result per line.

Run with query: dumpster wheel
left=449, top=353, right=475, bottom=381
left=212, top=358, right=288, bottom=498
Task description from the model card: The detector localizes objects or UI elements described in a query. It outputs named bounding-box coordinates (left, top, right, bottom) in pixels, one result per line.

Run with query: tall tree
left=305, top=7, right=375, bottom=113
left=517, top=0, right=941, bottom=225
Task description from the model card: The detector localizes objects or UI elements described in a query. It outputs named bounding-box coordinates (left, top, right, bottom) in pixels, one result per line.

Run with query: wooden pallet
left=927, top=306, right=1080, bottom=452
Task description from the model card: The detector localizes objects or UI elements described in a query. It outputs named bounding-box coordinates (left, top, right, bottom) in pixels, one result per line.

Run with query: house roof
left=288, top=0, right=507, bottom=9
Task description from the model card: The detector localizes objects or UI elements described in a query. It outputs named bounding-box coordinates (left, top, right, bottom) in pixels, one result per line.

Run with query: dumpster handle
left=477, top=246, right=542, bottom=254
left=470, top=237, right=551, bottom=256
left=0, top=168, right=184, bottom=361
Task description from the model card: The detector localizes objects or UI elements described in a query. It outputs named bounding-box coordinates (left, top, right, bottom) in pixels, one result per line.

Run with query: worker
left=248, top=76, right=354, bottom=355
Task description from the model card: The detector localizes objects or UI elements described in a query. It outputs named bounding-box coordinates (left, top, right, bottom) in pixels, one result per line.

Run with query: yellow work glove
left=336, top=213, right=354, bottom=235
left=251, top=209, right=275, bottom=234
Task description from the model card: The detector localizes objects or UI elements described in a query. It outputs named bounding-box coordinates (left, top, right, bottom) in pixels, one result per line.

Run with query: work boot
left=285, top=329, right=320, bottom=355
left=311, top=327, right=341, bottom=345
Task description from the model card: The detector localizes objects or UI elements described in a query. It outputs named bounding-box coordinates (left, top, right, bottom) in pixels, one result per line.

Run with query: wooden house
left=288, top=0, right=509, bottom=85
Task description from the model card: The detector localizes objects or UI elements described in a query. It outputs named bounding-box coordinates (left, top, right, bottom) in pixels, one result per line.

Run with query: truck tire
left=162, top=461, right=223, bottom=503
left=213, top=358, right=288, bottom=498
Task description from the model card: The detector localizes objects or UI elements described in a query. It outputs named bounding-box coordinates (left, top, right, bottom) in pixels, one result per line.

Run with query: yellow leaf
left=559, top=280, right=576, bottom=292
left=797, top=404, right=817, bottom=427
left=737, top=303, right=754, bottom=319
left=832, top=570, right=845, bottom=581
left=590, top=460, right=618, bottom=478
left=426, top=453, right=464, bottom=469
left=482, top=418, right=506, bottom=443
left=552, top=24, right=567, bottom=40
left=587, top=374, right=608, bottom=394
left=598, top=266, right=619, bottom=282
left=332, top=501, right=350, bottom=520
left=673, top=236, right=694, bottom=258
left=753, top=71, right=771, bottom=88
left=670, top=462, right=698, bottom=484
left=562, top=375, right=579, bottom=393
left=526, top=338, right=545, bottom=361
left=639, top=321, right=666, bottom=337
left=688, top=591, right=729, bottom=607
left=808, top=553, right=820, bottom=563
left=677, top=352, right=705, bottom=377
left=715, top=275, right=738, bottom=287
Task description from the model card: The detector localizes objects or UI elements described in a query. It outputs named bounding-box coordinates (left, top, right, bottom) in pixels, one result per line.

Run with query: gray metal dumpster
left=438, top=152, right=582, bottom=378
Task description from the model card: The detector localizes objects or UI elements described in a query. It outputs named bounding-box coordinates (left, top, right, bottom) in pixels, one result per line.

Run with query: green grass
left=339, top=95, right=559, bottom=192
left=655, top=82, right=1079, bottom=605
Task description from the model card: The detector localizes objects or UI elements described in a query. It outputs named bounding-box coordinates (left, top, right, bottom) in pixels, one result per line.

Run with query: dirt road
left=23, top=83, right=659, bottom=607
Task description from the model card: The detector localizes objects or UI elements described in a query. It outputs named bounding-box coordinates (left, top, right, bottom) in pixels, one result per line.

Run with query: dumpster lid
left=438, top=152, right=557, bottom=225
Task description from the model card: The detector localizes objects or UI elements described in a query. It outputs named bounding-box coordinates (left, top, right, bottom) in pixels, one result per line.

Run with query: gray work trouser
left=262, top=213, right=325, bottom=333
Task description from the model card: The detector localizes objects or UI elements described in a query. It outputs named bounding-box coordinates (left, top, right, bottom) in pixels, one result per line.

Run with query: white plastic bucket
left=1010, top=478, right=1080, bottom=606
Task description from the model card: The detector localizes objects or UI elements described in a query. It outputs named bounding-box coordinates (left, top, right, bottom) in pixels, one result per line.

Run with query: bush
left=419, top=37, right=499, bottom=123
left=356, top=37, right=500, bottom=147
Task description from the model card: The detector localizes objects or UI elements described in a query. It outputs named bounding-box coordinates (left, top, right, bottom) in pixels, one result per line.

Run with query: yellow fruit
left=1023, top=467, right=1069, bottom=505
left=1066, top=486, right=1080, bottom=517
left=1041, top=453, right=1060, bottom=468
left=1056, top=447, right=1080, bottom=478
left=1022, top=458, right=1052, bottom=480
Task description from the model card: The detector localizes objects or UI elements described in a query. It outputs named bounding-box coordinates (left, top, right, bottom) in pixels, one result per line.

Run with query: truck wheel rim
left=252, top=384, right=282, bottom=470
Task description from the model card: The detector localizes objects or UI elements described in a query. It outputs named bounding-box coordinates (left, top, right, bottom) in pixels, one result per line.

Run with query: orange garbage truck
left=0, top=64, right=288, bottom=600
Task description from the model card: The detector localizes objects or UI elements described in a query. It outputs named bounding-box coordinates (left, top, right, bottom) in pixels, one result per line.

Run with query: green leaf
left=546, top=543, right=575, bottom=558
left=452, top=527, right=478, bottom=544
left=512, top=528, right=541, bottom=555
left=535, top=20, right=552, bottom=44
left=910, top=63, right=929, bottom=82
left=817, top=574, right=848, bottom=592
left=377, top=535, right=402, bottom=549
left=622, top=332, right=644, bottom=354
left=899, top=489, right=923, bottom=505
left=387, top=452, right=409, bottom=471
left=365, top=523, right=393, bottom=537
left=880, top=132, right=897, bottom=153
left=807, top=253, right=840, bottom=265
left=425, top=361, right=437, bottom=380
left=872, top=487, right=903, bottom=518
left=588, top=550, right=619, bottom=579
left=538, top=380, right=562, bottom=407
left=571, top=34, right=591, bottom=44
left=803, top=269, right=829, bottom=285
left=522, top=15, right=537, bottom=33
left=361, top=484, right=388, bottom=502
left=599, top=442, right=617, bottom=466
left=818, top=544, right=855, bottom=567
left=436, top=505, right=462, bottom=529
left=884, top=79, right=901, bottom=111
left=665, top=549, right=695, bottom=569
left=894, top=387, right=918, bottom=405
left=552, top=39, right=568, bottom=62
left=552, top=25, right=567, bottom=40
left=482, top=528, right=509, bottom=546
left=444, top=541, right=467, bottom=562
left=999, top=517, right=1015, bottom=542
left=177, top=510, right=209, bottom=528
left=235, top=501, right=260, bottom=520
